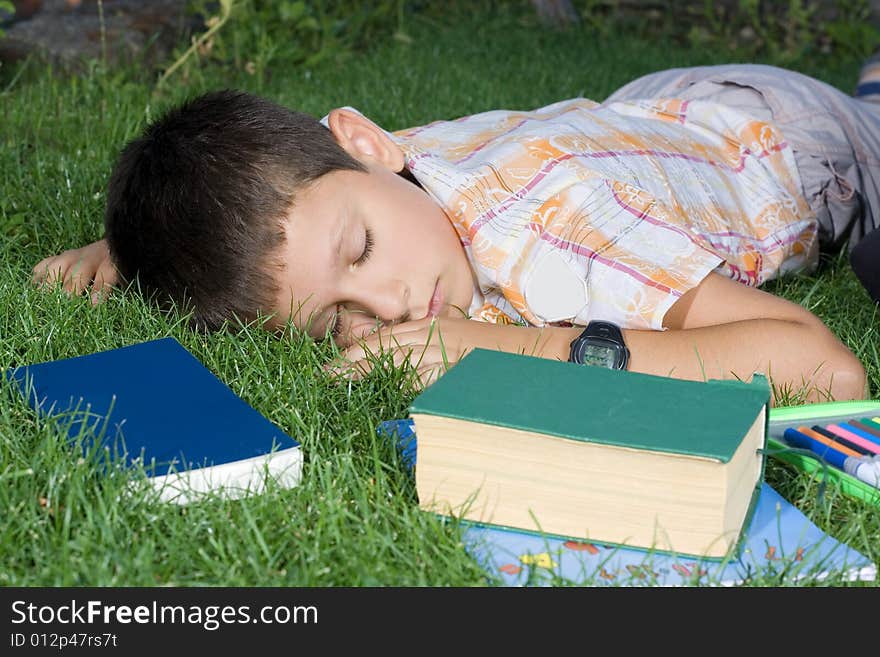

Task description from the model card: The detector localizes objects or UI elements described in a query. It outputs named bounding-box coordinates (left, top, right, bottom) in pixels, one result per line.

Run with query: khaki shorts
left=604, top=63, right=880, bottom=253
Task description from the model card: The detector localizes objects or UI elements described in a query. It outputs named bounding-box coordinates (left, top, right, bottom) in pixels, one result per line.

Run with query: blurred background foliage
left=163, top=0, right=879, bottom=89
left=0, top=1, right=876, bottom=90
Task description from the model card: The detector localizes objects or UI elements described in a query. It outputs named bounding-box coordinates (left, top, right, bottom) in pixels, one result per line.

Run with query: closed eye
left=354, top=228, right=374, bottom=266
left=327, top=229, right=373, bottom=342
left=329, top=309, right=343, bottom=339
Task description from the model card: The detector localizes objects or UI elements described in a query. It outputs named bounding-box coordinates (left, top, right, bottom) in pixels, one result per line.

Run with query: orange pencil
left=797, top=425, right=861, bottom=458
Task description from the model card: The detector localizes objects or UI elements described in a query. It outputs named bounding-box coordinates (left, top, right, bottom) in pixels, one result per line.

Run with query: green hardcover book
left=409, top=348, right=771, bottom=560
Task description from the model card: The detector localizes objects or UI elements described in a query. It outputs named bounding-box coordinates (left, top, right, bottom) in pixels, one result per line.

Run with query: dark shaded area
left=2, top=1, right=878, bottom=74
left=851, top=226, right=880, bottom=303
left=0, top=0, right=200, bottom=70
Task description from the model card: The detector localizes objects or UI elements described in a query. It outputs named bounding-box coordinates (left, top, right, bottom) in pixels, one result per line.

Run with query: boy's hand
left=325, top=272, right=868, bottom=403
left=331, top=316, right=463, bottom=388
left=329, top=316, right=574, bottom=389
left=32, top=239, right=119, bottom=305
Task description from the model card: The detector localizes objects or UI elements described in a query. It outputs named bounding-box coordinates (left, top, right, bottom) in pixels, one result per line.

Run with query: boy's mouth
left=427, top=280, right=443, bottom=317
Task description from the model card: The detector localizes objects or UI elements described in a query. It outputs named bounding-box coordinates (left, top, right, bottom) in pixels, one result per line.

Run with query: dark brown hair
left=104, top=89, right=366, bottom=331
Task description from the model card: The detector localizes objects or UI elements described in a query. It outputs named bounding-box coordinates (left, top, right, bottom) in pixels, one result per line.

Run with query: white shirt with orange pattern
left=389, top=97, right=818, bottom=330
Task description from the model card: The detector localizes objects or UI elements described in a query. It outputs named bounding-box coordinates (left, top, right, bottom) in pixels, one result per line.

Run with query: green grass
left=1, top=9, right=878, bottom=586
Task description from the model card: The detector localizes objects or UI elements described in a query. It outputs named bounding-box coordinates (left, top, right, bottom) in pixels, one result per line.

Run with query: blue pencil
left=784, top=427, right=846, bottom=469
left=839, top=422, right=880, bottom=449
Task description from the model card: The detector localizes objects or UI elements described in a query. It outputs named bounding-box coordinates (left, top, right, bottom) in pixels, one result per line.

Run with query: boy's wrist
left=523, top=324, right=584, bottom=362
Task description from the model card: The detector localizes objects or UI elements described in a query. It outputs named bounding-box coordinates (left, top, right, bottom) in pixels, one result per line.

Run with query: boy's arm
left=623, top=273, right=867, bottom=403
left=337, top=273, right=867, bottom=404
left=32, top=238, right=118, bottom=304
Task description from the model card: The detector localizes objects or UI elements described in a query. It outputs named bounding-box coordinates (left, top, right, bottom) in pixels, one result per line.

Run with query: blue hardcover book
left=379, top=418, right=877, bottom=586
left=5, top=337, right=302, bottom=504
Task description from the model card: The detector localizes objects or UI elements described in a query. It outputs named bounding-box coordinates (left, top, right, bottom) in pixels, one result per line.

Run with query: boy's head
left=105, top=89, right=476, bottom=342
left=104, top=89, right=364, bottom=331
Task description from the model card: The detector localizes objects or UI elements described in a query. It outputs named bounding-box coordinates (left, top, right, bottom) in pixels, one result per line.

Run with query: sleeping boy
left=32, top=62, right=880, bottom=404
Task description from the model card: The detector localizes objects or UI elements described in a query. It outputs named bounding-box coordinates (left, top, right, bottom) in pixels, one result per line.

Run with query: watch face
left=577, top=342, right=618, bottom=368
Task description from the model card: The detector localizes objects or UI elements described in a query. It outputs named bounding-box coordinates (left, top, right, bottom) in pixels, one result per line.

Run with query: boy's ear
left=327, top=108, right=405, bottom=173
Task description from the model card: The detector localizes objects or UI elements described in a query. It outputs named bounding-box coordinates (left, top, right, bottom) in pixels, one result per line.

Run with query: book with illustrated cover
left=4, top=337, right=302, bottom=504
left=379, top=418, right=877, bottom=586
left=407, top=348, right=770, bottom=559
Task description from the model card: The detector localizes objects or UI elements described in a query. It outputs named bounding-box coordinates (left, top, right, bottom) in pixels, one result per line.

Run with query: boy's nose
left=351, top=278, right=411, bottom=325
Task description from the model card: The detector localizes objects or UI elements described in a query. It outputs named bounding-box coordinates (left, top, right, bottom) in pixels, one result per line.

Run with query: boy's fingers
left=62, top=264, right=88, bottom=295
left=345, top=321, right=438, bottom=357
left=90, top=288, right=107, bottom=306
left=323, top=358, right=368, bottom=381
left=95, top=259, right=118, bottom=286
left=91, top=260, right=118, bottom=304
left=31, top=258, right=48, bottom=281
left=31, top=258, right=65, bottom=286
left=342, top=335, right=417, bottom=364
left=64, top=255, right=105, bottom=296
left=328, top=345, right=448, bottom=382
